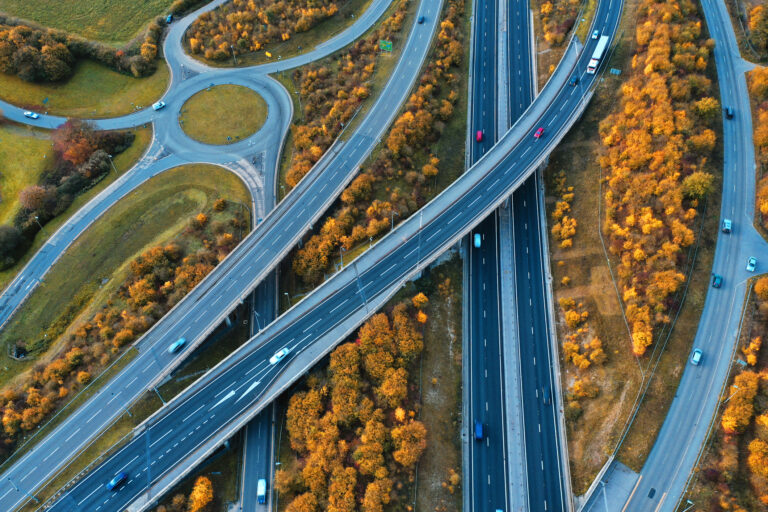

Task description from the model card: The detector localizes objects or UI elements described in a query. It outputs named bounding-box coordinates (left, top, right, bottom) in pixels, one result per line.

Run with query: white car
left=152, top=101, right=166, bottom=111
left=23, top=111, right=40, bottom=119
left=747, top=256, right=757, bottom=272
left=269, top=347, right=291, bottom=365
left=691, top=348, right=702, bottom=366
left=592, top=29, right=600, bottom=39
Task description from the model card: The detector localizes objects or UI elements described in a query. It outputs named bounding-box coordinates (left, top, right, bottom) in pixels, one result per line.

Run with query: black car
left=725, top=106, right=734, bottom=119
left=712, top=274, right=723, bottom=288
left=417, top=16, right=425, bottom=24
left=569, top=75, right=580, bottom=86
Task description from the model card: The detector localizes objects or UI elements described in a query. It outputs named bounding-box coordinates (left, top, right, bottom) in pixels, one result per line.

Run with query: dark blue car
left=474, top=420, right=483, bottom=440
left=106, top=472, right=128, bottom=491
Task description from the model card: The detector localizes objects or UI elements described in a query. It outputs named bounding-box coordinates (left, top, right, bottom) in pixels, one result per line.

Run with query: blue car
left=473, top=233, right=481, bottom=248
left=474, top=420, right=484, bottom=440
left=106, top=472, right=128, bottom=491
left=168, top=337, right=186, bottom=354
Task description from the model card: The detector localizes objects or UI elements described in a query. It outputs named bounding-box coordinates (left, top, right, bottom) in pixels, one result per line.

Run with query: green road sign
left=379, top=39, right=393, bottom=52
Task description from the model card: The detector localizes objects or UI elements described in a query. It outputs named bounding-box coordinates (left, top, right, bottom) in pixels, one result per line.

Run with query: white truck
left=587, top=35, right=610, bottom=74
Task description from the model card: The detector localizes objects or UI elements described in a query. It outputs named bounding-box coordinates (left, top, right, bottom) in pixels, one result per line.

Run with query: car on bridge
left=23, top=111, right=40, bottom=119
left=269, top=347, right=292, bottom=365
left=473, top=233, right=481, bottom=248
left=534, top=127, right=544, bottom=139
left=168, top=337, right=186, bottom=354
left=106, top=472, right=128, bottom=491
left=476, top=130, right=484, bottom=142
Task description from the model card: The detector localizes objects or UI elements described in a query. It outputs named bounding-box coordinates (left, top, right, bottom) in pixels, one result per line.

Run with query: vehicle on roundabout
left=152, top=101, right=166, bottom=111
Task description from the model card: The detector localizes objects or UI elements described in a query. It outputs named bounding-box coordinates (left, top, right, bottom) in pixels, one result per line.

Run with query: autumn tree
left=722, top=371, right=760, bottom=434
left=187, top=476, right=213, bottom=512
left=391, top=420, right=427, bottom=467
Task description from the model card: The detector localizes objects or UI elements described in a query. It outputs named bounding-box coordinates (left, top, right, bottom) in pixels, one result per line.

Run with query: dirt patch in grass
left=0, top=60, right=169, bottom=118
left=0, top=0, right=173, bottom=43
left=0, top=122, right=52, bottom=225
left=179, top=84, right=268, bottom=145
left=0, top=125, right=153, bottom=291
left=0, top=164, right=250, bottom=392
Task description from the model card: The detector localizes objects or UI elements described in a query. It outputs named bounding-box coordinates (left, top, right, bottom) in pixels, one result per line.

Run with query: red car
left=476, top=130, right=483, bottom=142
left=534, top=127, right=544, bottom=139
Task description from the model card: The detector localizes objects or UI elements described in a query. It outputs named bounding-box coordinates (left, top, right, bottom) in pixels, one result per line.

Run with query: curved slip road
left=618, top=0, right=768, bottom=509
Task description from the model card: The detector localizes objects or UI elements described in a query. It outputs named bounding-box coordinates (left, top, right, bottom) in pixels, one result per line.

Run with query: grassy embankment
left=179, top=84, right=268, bottom=145
left=0, top=125, right=153, bottom=291
left=544, top=0, right=724, bottom=493
left=10, top=165, right=251, bottom=510
left=0, top=165, right=250, bottom=391
left=0, top=60, right=169, bottom=118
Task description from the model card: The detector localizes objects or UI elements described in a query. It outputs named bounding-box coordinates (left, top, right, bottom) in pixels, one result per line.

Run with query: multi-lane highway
left=0, top=0, right=443, bottom=508
left=41, top=2, right=625, bottom=506
left=465, top=0, right=509, bottom=509
left=616, top=0, right=768, bottom=508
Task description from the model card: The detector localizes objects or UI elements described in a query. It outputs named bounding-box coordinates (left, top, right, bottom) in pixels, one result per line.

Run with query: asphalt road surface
left=512, top=176, right=566, bottom=511
left=619, top=0, right=768, bottom=509
left=43, top=3, right=624, bottom=506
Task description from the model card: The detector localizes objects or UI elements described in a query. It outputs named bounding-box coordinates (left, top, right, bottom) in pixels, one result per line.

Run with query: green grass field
left=0, top=164, right=250, bottom=391
left=0, top=123, right=52, bottom=226
left=0, top=59, right=169, bottom=118
left=0, top=126, right=153, bottom=291
left=179, top=84, right=268, bottom=145
left=0, top=0, right=173, bottom=43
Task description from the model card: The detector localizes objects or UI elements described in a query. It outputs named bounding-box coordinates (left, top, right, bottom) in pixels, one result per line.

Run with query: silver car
left=747, top=256, right=757, bottom=272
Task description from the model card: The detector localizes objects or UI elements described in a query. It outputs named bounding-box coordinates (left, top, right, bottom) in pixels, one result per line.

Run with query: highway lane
left=505, top=0, right=568, bottom=508
left=512, top=176, right=566, bottom=511
left=465, top=0, right=508, bottom=510
left=45, top=4, right=624, bottom=507
left=619, top=0, right=768, bottom=508
left=240, top=273, right=277, bottom=512
left=468, top=214, right=509, bottom=511
left=0, top=3, right=445, bottom=510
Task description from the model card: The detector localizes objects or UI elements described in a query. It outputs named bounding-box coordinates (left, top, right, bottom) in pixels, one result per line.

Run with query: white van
left=257, top=478, right=267, bottom=504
